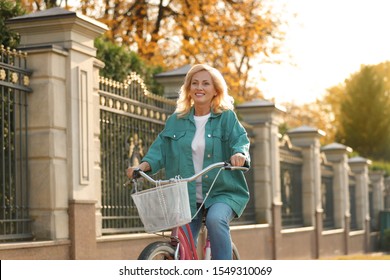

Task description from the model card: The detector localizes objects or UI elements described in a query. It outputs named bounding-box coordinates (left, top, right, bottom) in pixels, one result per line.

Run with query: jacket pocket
left=161, top=130, right=186, bottom=141
left=161, top=130, right=186, bottom=169
left=212, top=129, right=229, bottom=161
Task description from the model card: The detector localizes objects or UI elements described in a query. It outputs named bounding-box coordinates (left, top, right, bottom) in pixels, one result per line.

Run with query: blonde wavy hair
left=175, top=64, right=234, bottom=117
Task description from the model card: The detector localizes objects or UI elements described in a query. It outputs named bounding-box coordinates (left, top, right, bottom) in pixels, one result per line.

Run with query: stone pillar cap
left=7, top=7, right=108, bottom=36
left=236, top=98, right=286, bottom=112
left=348, top=156, right=372, bottom=165
left=287, top=125, right=326, bottom=137
left=321, top=142, right=353, bottom=153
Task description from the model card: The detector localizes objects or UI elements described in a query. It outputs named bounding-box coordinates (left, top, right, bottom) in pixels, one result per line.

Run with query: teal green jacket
left=142, top=108, right=250, bottom=217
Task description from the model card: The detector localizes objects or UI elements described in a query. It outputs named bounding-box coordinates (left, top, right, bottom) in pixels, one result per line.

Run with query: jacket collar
left=183, top=107, right=221, bottom=121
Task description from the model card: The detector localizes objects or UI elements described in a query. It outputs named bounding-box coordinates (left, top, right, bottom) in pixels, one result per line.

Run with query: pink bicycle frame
left=172, top=224, right=199, bottom=260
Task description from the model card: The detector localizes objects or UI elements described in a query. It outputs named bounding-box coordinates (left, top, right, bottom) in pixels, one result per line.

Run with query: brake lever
left=123, top=168, right=142, bottom=194
left=131, top=168, right=142, bottom=193
left=224, top=160, right=249, bottom=172
left=132, top=167, right=142, bottom=179
left=223, top=161, right=232, bottom=170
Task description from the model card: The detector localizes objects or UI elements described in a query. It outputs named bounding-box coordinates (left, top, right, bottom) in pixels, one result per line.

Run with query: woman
left=127, top=64, right=250, bottom=259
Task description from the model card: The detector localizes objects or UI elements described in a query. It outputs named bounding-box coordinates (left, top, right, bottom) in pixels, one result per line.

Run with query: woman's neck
left=194, top=105, right=211, bottom=116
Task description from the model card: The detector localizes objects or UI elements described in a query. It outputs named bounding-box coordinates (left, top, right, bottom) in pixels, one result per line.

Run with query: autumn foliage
left=75, top=0, right=284, bottom=102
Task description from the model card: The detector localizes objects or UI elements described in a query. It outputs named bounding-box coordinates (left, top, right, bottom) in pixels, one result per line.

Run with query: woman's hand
left=127, top=162, right=150, bottom=178
left=230, top=153, right=247, bottom=167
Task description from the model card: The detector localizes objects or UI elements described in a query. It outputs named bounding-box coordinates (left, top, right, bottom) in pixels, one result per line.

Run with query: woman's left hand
left=230, top=153, right=246, bottom=167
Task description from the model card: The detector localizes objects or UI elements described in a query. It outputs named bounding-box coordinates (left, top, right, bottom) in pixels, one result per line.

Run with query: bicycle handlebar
left=131, top=161, right=248, bottom=186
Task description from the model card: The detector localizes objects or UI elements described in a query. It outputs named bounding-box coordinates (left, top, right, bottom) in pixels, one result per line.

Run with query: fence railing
left=0, top=45, right=32, bottom=241
left=322, top=162, right=335, bottom=229
left=279, top=143, right=304, bottom=228
left=349, top=175, right=358, bottom=230
left=99, top=74, right=176, bottom=234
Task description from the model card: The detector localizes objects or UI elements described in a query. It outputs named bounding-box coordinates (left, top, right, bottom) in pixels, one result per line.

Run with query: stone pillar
left=287, top=126, right=325, bottom=226
left=348, top=156, right=371, bottom=252
left=236, top=99, right=285, bottom=259
left=7, top=7, right=107, bottom=245
left=321, top=143, right=352, bottom=229
left=287, top=125, right=325, bottom=258
left=348, top=157, right=371, bottom=229
left=154, top=64, right=191, bottom=99
left=369, top=171, right=385, bottom=230
left=236, top=99, right=285, bottom=223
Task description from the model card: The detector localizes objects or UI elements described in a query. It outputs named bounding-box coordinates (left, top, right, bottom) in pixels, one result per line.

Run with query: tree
left=95, top=35, right=163, bottom=95
left=17, top=1, right=163, bottom=94
left=318, top=84, right=346, bottom=144
left=20, top=0, right=68, bottom=11
left=79, top=0, right=285, bottom=102
left=337, top=63, right=390, bottom=160
left=279, top=101, right=334, bottom=145
left=0, top=0, right=26, bottom=49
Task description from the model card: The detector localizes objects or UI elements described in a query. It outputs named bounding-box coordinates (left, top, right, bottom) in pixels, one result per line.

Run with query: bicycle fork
left=170, top=227, right=181, bottom=260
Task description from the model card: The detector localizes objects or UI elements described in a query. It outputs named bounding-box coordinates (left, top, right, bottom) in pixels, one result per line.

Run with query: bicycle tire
left=232, top=242, right=240, bottom=260
left=138, top=241, right=176, bottom=260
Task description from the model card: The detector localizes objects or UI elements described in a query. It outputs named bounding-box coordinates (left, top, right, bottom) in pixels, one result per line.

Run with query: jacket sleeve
left=141, top=131, right=165, bottom=175
left=141, top=114, right=179, bottom=174
left=228, top=112, right=251, bottom=167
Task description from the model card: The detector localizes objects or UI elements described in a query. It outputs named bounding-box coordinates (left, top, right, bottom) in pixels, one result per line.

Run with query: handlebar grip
left=132, top=168, right=142, bottom=179
left=224, top=161, right=249, bottom=171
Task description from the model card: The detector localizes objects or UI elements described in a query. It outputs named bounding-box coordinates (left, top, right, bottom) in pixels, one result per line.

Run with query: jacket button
left=207, top=154, right=211, bottom=158
left=205, top=175, right=209, bottom=178
left=207, top=134, right=211, bottom=138
left=173, top=135, right=176, bottom=138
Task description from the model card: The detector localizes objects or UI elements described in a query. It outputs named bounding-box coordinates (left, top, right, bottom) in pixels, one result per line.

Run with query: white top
left=191, top=113, right=210, bottom=203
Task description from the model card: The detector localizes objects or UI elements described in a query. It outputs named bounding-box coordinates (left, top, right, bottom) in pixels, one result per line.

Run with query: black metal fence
left=322, top=162, right=335, bottom=229
left=99, top=74, right=176, bottom=234
left=369, top=184, right=375, bottom=230
left=349, top=175, right=358, bottom=230
left=0, top=46, right=32, bottom=241
left=279, top=143, right=304, bottom=228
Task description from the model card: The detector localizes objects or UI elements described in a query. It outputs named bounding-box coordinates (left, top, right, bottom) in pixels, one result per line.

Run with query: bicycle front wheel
left=138, top=241, right=176, bottom=260
left=232, top=243, right=240, bottom=260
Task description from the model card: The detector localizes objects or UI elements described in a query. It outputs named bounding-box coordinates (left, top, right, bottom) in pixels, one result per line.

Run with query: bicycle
left=129, top=161, right=248, bottom=260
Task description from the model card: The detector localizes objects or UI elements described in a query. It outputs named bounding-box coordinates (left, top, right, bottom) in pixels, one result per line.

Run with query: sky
left=259, top=0, right=390, bottom=104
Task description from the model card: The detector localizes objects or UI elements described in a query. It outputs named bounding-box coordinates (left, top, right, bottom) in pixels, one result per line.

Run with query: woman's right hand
left=127, top=162, right=151, bottom=178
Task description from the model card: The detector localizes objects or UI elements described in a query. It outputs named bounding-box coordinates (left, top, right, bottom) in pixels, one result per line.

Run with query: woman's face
left=189, top=70, right=217, bottom=107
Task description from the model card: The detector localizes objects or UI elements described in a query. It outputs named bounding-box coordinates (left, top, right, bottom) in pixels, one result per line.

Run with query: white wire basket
left=131, top=180, right=191, bottom=233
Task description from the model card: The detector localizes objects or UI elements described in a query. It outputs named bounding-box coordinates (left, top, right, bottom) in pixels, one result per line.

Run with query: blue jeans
left=184, top=202, right=235, bottom=260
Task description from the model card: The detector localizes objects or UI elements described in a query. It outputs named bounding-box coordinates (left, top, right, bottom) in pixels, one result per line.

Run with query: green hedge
left=371, top=161, right=390, bottom=177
